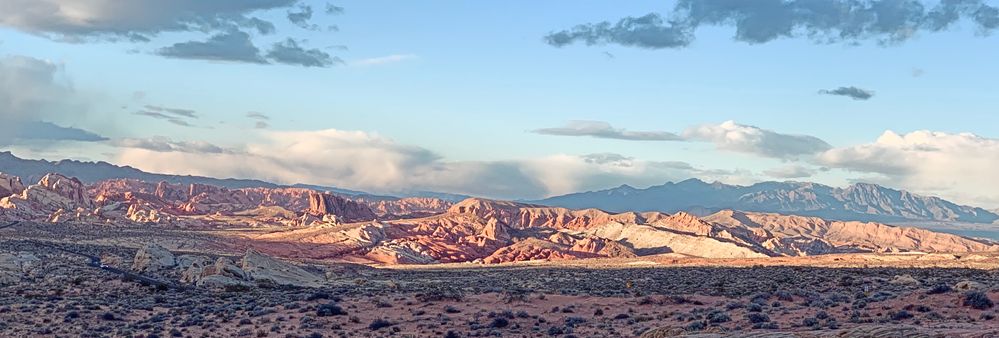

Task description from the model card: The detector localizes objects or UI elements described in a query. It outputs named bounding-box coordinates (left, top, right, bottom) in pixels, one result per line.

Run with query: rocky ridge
left=258, top=198, right=998, bottom=265
left=537, top=179, right=999, bottom=223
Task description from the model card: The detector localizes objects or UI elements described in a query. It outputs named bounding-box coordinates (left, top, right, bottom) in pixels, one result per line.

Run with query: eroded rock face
left=0, top=173, right=94, bottom=221
left=366, top=241, right=439, bottom=265
left=0, top=173, right=25, bottom=198
left=307, top=192, right=377, bottom=223
left=241, top=249, right=323, bottom=288
left=131, top=244, right=177, bottom=272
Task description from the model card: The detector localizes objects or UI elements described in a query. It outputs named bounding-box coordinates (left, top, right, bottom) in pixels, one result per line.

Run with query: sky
left=1, top=0, right=999, bottom=208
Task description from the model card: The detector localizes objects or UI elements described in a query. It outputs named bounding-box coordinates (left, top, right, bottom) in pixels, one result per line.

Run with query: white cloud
left=113, top=128, right=745, bottom=199
left=0, top=55, right=105, bottom=144
left=0, top=0, right=293, bottom=41
left=763, top=165, right=817, bottom=179
left=682, top=120, right=832, bottom=159
left=351, top=54, right=417, bottom=66
left=819, top=130, right=999, bottom=207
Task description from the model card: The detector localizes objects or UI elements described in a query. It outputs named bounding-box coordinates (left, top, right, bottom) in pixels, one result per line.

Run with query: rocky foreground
left=4, top=235, right=999, bottom=337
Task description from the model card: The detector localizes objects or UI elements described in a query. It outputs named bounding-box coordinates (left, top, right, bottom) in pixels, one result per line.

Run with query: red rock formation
left=0, top=173, right=25, bottom=198
left=307, top=192, right=377, bottom=223
left=0, top=173, right=97, bottom=221
left=155, top=181, right=188, bottom=201
left=447, top=198, right=646, bottom=230
left=38, top=174, right=92, bottom=209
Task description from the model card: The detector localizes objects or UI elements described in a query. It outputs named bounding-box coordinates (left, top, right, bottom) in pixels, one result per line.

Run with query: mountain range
left=1, top=151, right=995, bottom=224
left=0, top=151, right=467, bottom=202
left=534, top=179, right=999, bottom=224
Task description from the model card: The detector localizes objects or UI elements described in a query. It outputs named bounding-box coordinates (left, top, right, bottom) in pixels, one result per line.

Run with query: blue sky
left=1, top=0, right=998, bottom=207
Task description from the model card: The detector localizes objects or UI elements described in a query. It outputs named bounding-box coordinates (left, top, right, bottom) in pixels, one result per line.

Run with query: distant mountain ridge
left=535, top=179, right=999, bottom=224
left=0, top=151, right=388, bottom=199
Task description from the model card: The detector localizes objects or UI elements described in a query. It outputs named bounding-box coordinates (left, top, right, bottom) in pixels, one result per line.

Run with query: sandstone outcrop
left=241, top=249, right=323, bottom=288
left=307, top=192, right=377, bottom=223
left=0, top=173, right=25, bottom=198
left=131, top=243, right=177, bottom=272
left=0, top=173, right=97, bottom=222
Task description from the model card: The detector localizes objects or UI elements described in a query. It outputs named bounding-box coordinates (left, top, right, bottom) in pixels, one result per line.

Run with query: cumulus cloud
left=266, top=38, right=340, bottom=67
left=533, top=120, right=683, bottom=141
left=682, top=121, right=832, bottom=159
left=546, top=0, right=999, bottom=49
left=818, top=130, right=999, bottom=207
left=0, top=0, right=294, bottom=42
left=0, top=55, right=104, bottom=145
left=819, top=86, right=874, bottom=100
left=157, top=30, right=267, bottom=64
left=112, top=129, right=737, bottom=199
left=763, top=165, right=818, bottom=179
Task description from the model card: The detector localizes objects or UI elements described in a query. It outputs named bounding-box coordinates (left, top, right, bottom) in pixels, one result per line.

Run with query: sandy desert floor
left=4, top=222, right=999, bottom=337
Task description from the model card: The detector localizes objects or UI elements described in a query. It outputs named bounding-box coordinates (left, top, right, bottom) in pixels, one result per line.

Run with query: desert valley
left=5, top=1, right=999, bottom=336
left=3, top=155, right=999, bottom=337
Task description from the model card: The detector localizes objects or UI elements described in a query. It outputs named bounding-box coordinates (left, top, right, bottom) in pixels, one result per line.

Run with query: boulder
left=955, top=280, right=987, bottom=291
left=178, top=255, right=213, bottom=284
left=889, top=274, right=920, bottom=286
left=182, top=256, right=248, bottom=286
left=131, top=244, right=177, bottom=272
left=241, top=249, right=323, bottom=288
